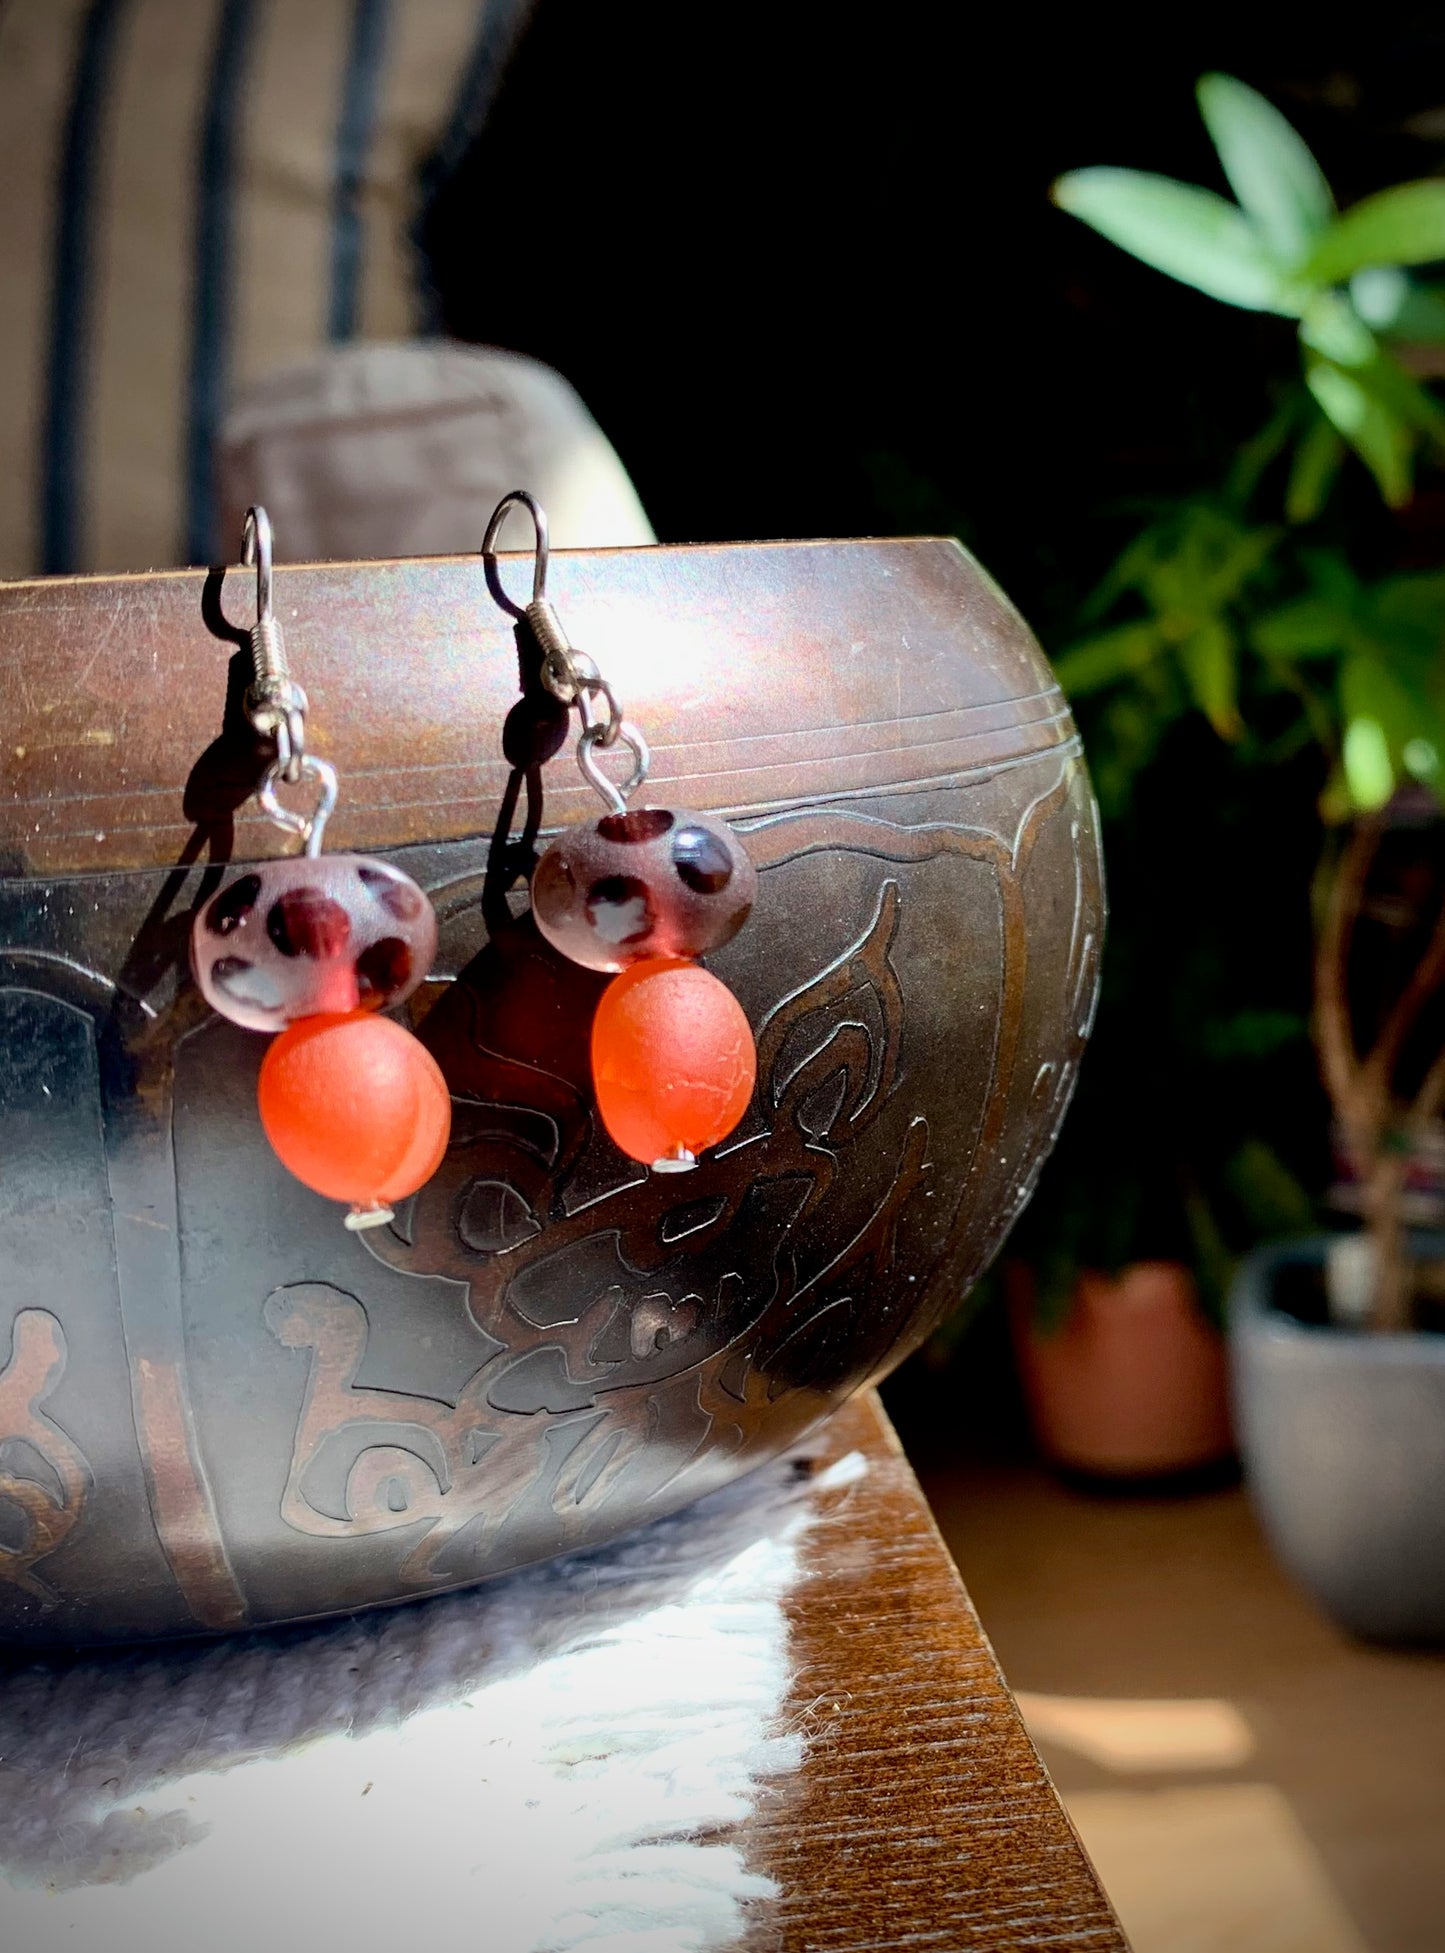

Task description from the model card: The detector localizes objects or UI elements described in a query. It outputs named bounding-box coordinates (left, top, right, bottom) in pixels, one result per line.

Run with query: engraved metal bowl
left=0, top=539, right=1102, bottom=1643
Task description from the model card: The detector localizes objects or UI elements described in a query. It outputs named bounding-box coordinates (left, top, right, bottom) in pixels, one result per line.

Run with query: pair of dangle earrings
left=191, top=495, right=759, bottom=1225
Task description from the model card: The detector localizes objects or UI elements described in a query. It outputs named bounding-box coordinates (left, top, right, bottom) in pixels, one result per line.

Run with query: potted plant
left=1047, top=73, right=1445, bottom=1633
left=1002, top=674, right=1321, bottom=1482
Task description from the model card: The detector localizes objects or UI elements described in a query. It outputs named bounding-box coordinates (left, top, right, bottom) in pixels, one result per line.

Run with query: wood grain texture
left=760, top=1393, right=1126, bottom=1950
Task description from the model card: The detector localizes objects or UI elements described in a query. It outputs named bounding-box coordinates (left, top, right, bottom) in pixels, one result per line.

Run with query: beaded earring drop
left=190, top=509, right=452, bottom=1227
left=482, top=490, right=758, bottom=1172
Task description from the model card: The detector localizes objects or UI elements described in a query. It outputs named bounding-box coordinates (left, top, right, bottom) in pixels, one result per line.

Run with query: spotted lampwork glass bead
left=530, top=807, right=757, bottom=974
left=191, top=855, right=438, bottom=1033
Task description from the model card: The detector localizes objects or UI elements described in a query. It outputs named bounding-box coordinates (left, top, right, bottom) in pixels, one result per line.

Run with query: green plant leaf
left=1300, top=291, right=1376, bottom=366
left=1351, top=345, right=1445, bottom=444
left=1404, top=735, right=1442, bottom=785
left=1339, top=653, right=1438, bottom=808
left=1227, top=389, right=1308, bottom=503
left=1296, top=545, right=1364, bottom=606
left=1350, top=268, right=1445, bottom=343
left=1180, top=1179, right=1235, bottom=1319
left=1251, top=595, right=1347, bottom=658
left=1195, top=519, right=1279, bottom=607
left=1387, top=280, right=1445, bottom=344
left=1178, top=618, right=1243, bottom=737
left=1350, top=265, right=1411, bottom=329
left=1053, top=621, right=1164, bottom=697
left=1053, top=168, right=1297, bottom=313
left=1370, top=570, right=1445, bottom=645
left=1196, top=73, right=1334, bottom=264
left=1342, top=714, right=1395, bottom=808
left=1224, top=1137, right=1316, bottom=1235
left=1144, top=506, right=1277, bottom=621
left=1080, top=524, right=1174, bottom=619
left=1339, top=641, right=1445, bottom=812
left=1087, top=687, right=1178, bottom=818
left=1302, top=180, right=1445, bottom=285
left=1284, top=414, right=1346, bottom=520
left=1305, top=358, right=1415, bottom=504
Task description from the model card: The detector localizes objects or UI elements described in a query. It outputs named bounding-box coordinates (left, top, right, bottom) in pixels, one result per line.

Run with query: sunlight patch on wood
left=1017, top=1692, right=1256, bottom=1772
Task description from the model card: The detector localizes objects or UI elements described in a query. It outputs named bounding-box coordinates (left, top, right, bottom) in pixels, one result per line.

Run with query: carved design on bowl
left=0, top=1312, right=91, bottom=1601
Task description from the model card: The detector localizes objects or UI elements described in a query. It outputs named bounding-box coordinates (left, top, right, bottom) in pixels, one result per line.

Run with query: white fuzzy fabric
left=0, top=1447, right=866, bottom=1953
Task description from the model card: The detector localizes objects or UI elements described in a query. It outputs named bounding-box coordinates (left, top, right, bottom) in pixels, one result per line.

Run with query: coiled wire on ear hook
left=481, top=489, right=650, bottom=814
left=241, top=506, right=309, bottom=784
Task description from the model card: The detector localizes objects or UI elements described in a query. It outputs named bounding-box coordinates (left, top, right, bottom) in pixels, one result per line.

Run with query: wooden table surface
left=0, top=1384, right=1125, bottom=1950
left=759, top=1392, right=1126, bottom=1950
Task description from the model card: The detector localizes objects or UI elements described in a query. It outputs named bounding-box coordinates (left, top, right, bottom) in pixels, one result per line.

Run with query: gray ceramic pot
left=1230, top=1237, right=1445, bottom=1643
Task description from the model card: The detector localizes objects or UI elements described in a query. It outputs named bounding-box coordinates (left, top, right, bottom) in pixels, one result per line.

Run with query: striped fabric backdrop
left=0, top=0, right=533, bottom=577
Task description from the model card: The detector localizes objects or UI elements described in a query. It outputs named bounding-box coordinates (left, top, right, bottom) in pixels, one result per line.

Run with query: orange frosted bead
left=591, top=957, right=756, bottom=1169
left=258, top=1011, right=452, bottom=1220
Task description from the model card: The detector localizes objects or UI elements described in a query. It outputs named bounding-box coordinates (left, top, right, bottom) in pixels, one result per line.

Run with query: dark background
left=427, top=3, right=1445, bottom=620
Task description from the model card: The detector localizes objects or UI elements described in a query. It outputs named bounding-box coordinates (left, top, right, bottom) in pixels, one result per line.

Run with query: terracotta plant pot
left=1011, top=1261, right=1234, bottom=1478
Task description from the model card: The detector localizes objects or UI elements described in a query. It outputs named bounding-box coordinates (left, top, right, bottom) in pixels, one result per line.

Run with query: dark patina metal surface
left=0, top=539, right=1103, bottom=1643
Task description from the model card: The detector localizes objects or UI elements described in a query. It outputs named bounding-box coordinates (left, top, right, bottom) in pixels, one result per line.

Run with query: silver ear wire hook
left=481, top=488, right=550, bottom=602
left=237, top=506, right=335, bottom=851
left=241, top=505, right=308, bottom=784
left=482, top=489, right=586, bottom=703
left=481, top=489, right=651, bottom=812
left=242, top=505, right=274, bottom=617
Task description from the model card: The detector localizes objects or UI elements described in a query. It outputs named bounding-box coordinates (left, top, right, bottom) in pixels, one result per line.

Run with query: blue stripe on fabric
left=414, top=0, right=534, bottom=332
left=185, top=0, right=257, bottom=567
left=328, top=0, right=392, bottom=343
left=41, top=0, right=130, bottom=575
left=433, top=0, right=533, bottom=184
